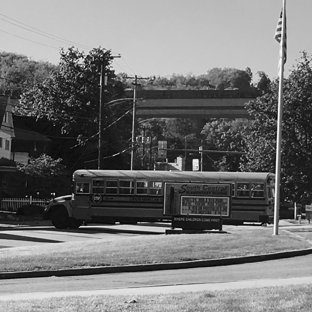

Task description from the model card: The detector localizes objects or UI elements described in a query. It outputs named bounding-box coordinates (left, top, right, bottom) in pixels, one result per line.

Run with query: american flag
left=275, top=9, right=287, bottom=64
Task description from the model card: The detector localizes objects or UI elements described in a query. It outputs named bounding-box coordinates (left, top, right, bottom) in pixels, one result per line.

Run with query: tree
left=17, top=47, right=130, bottom=170
left=134, top=73, right=214, bottom=90
left=0, top=52, right=56, bottom=97
left=206, top=67, right=252, bottom=91
left=255, top=71, right=271, bottom=94
left=201, top=119, right=248, bottom=171
left=8, top=154, right=70, bottom=198
left=18, top=47, right=115, bottom=136
left=241, top=51, right=312, bottom=202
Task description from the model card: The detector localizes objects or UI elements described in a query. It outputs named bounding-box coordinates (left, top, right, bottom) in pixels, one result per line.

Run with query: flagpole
left=273, top=0, right=286, bottom=235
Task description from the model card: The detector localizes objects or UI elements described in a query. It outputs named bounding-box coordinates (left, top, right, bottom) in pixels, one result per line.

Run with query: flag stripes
left=275, top=10, right=287, bottom=64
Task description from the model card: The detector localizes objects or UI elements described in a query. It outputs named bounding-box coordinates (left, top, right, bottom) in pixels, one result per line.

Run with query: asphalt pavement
left=0, top=218, right=312, bottom=280
left=0, top=219, right=312, bottom=301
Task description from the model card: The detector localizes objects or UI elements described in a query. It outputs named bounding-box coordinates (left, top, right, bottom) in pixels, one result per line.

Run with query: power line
left=0, top=29, right=59, bottom=50
left=70, top=108, right=132, bottom=149
left=0, top=13, right=92, bottom=50
left=0, top=13, right=140, bottom=79
left=83, top=146, right=132, bottom=164
left=120, top=57, right=137, bottom=75
left=120, top=56, right=153, bottom=77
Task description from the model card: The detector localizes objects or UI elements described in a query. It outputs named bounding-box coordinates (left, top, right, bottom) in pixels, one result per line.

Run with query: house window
left=0, top=138, right=2, bottom=148
left=5, top=140, right=9, bottom=151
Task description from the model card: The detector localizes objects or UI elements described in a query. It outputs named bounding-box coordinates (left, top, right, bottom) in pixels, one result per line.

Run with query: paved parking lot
left=0, top=222, right=169, bottom=248
left=1, top=219, right=312, bottom=249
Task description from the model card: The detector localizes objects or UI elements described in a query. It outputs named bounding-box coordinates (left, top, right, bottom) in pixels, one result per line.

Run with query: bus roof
left=73, top=170, right=274, bottom=183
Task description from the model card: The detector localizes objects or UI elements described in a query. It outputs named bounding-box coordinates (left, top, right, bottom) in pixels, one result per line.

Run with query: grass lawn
left=0, top=226, right=311, bottom=273
left=1, top=284, right=312, bottom=311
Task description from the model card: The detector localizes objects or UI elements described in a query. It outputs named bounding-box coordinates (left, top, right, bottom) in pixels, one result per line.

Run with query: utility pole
left=98, top=54, right=121, bottom=170
left=126, top=75, right=154, bottom=170
left=98, top=63, right=107, bottom=170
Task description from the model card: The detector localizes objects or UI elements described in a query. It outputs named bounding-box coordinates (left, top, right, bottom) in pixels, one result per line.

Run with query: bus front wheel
left=69, top=218, right=83, bottom=229
left=51, top=208, right=69, bottom=229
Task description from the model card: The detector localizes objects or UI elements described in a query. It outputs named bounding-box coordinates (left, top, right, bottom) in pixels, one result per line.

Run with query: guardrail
left=0, top=197, right=49, bottom=211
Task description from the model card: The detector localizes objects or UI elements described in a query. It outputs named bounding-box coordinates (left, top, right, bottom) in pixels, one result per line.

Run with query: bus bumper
left=259, top=215, right=271, bottom=224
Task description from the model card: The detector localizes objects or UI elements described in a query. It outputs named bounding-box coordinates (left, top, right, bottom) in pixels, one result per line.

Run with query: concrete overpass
left=124, top=89, right=260, bottom=118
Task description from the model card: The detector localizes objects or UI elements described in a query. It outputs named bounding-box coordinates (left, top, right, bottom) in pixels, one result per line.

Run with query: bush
left=16, top=204, right=45, bottom=216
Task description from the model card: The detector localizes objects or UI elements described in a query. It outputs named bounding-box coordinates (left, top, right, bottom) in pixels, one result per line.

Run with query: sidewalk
left=279, top=219, right=312, bottom=231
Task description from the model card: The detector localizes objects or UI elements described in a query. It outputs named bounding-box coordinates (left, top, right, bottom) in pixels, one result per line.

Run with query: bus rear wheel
left=51, top=208, right=69, bottom=229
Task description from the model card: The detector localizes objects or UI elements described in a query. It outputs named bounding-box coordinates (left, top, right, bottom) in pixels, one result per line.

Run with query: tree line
left=1, top=48, right=311, bottom=204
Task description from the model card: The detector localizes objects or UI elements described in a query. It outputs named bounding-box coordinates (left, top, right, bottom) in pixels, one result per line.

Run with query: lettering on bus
left=173, top=216, right=221, bottom=222
left=178, top=184, right=230, bottom=196
left=181, top=196, right=229, bottom=216
left=130, top=197, right=163, bottom=202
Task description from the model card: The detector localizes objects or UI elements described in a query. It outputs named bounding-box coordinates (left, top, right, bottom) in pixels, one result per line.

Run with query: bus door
left=74, top=179, right=92, bottom=220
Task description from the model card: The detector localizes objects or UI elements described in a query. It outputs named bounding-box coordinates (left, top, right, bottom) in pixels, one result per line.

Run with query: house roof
left=0, top=96, right=7, bottom=123
left=14, top=127, right=51, bottom=142
left=12, top=115, right=51, bottom=142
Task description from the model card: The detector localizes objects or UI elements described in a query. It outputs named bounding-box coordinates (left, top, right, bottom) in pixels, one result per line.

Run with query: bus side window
left=119, top=180, right=134, bottom=194
left=149, top=181, right=162, bottom=195
left=136, top=180, right=148, bottom=194
left=251, top=183, right=264, bottom=198
left=237, top=183, right=250, bottom=197
left=106, top=180, right=118, bottom=194
left=231, top=183, right=235, bottom=197
left=76, top=182, right=90, bottom=194
left=92, top=180, right=104, bottom=194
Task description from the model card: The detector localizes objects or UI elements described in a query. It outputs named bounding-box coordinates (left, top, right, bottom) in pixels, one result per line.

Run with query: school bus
left=44, top=170, right=275, bottom=229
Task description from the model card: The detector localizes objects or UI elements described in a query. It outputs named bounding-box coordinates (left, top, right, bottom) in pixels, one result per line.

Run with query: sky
left=0, top=0, right=311, bottom=82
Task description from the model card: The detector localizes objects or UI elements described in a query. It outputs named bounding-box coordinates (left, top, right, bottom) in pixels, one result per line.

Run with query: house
left=0, top=96, right=14, bottom=160
left=12, top=115, right=51, bottom=164
left=0, top=96, right=17, bottom=196
left=0, top=96, right=51, bottom=164
left=0, top=96, right=51, bottom=197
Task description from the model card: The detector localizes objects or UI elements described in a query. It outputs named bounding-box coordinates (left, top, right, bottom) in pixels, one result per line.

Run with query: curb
left=1, top=248, right=312, bottom=280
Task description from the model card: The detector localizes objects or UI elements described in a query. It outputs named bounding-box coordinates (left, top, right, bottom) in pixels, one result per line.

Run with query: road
left=1, top=253, right=312, bottom=300
left=0, top=220, right=312, bottom=301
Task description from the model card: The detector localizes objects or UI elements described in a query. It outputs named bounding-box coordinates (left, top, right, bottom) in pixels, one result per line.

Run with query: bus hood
left=51, top=195, right=72, bottom=203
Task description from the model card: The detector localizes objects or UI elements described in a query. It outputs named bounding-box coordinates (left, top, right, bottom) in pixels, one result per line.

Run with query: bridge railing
left=124, top=89, right=261, bottom=99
